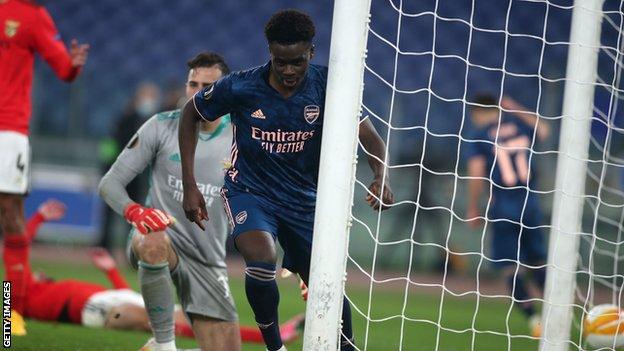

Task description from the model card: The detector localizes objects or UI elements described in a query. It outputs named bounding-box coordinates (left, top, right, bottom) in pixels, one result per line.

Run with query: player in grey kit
left=98, top=52, right=240, bottom=351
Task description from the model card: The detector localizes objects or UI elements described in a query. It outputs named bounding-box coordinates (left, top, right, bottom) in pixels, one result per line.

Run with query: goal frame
left=303, top=0, right=372, bottom=350
left=305, top=1, right=607, bottom=350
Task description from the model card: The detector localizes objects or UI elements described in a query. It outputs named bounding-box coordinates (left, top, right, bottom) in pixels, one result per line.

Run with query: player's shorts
left=489, top=217, right=546, bottom=268
left=127, top=229, right=238, bottom=322
left=0, top=131, right=30, bottom=194
left=81, top=289, right=144, bottom=328
left=220, top=186, right=314, bottom=276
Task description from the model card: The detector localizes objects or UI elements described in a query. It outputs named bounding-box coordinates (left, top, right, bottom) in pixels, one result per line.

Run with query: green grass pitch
left=3, top=259, right=550, bottom=350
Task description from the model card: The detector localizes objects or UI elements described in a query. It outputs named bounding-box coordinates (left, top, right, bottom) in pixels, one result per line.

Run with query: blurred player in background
left=99, top=52, right=240, bottom=351
left=465, top=94, right=550, bottom=336
left=0, top=0, right=89, bottom=324
left=179, top=10, right=394, bottom=351
left=1, top=199, right=303, bottom=346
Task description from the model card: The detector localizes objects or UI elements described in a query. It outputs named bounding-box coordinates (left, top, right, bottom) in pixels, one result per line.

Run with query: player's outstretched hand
left=37, top=199, right=66, bottom=221
left=366, top=178, right=394, bottom=211
left=124, top=203, right=174, bottom=235
left=89, top=247, right=116, bottom=272
left=182, top=186, right=208, bottom=230
left=69, top=39, right=89, bottom=67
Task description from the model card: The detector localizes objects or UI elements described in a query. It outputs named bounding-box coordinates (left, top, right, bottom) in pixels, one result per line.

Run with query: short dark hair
left=471, top=94, right=498, bottom=110
left=264, top=9, right=315, bottom=45
left=187, top=52, right=230, bottom=75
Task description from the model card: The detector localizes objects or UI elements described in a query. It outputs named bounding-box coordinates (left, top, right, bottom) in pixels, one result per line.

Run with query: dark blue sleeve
left=516, top=120, right=536, bottom=141
left=463, top=130, right=488, bottom=160
left=192, top=74, right=235, bottom=122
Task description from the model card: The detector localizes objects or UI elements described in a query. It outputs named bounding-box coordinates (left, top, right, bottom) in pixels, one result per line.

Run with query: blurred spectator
left=160, top=79, right=185, bottom=111
left=98, top=82, right=161, bottom=252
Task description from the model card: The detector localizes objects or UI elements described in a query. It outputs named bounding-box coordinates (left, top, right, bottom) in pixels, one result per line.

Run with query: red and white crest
left=304, top=105, right=320, bottom=124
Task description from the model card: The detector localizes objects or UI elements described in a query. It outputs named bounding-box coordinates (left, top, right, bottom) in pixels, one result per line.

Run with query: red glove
left=123, top=203, right=172, bottom=235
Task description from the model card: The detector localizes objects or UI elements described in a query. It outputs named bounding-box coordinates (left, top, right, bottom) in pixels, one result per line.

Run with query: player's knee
left=135, top=232, right=171, bottom=264
left=0, top=195, right=23, bottom=233
left=235, top=232, right=277, bottom=264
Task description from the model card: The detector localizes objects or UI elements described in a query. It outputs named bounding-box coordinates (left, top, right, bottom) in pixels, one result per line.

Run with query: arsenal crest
left=235, top=211, right=247, bottom=224
left=4, top=20, right=20, bottom=38
left=304, top=105, right=320, bottom=124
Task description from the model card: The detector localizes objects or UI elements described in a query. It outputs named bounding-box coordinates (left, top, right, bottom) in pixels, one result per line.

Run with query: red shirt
left=0, top=0, right=80, bottom=135
left=25, top=279, right=106, bottom=324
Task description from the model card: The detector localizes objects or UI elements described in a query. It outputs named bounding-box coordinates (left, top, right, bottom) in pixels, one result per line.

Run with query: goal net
left=310, top=0, right=624, bottom=350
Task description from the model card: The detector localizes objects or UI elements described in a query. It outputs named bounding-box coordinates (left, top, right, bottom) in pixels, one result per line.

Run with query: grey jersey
left=101, top=110, right=232, bottom=268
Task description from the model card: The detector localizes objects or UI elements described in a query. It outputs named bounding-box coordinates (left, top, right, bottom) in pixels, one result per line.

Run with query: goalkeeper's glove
left=123, top=203, right=172, bottom=235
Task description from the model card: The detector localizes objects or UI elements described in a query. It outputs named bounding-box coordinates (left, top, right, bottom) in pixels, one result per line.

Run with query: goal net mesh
left=343, top=1, right=624, bottom=350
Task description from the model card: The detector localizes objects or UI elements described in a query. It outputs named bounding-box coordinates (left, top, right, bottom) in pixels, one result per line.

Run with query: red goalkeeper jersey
left=0, top=0, right=81, bottom=135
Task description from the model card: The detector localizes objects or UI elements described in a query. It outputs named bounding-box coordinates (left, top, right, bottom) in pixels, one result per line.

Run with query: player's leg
left=104, top=303, right=151, bottom=331
left=297, top=268, right=354, bottom=350
left=0, top=193, right=25, bottom=235
left=168, top=255, right=240, bottom=351
left=185, top=314, right=240, bottom=351
left=176, top=309, right=303, bottom=344
left=0, top=131, right=29, bottom=236
left=130, top=230, right=179, bottom=351
left=279, top=214, right=355, bottom=351
left=1, top=194, right=31, bottom=319
left=222, top=188, right=282, bottom=350
left=521, top=208, right=548, bottom=292
left=235, top=230, right=283, bottom=351
left=518, top=222, right=548, bottom=337
left=492, top=221, right=537, bottom=318
left=0, top=132, right=31, bottom=317
left=2, top=210, right=32, bottom=336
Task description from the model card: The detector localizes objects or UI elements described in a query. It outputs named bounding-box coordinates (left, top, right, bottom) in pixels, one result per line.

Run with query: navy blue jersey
left=464, top=119, right=540, bottom=221
left=193, top=62, right=327, bottom=212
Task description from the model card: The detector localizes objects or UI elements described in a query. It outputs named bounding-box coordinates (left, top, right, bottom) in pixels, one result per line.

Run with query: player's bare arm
left=500, top=96, right=550, bottom=142
left=358, top=118, right=394, bottom=210
left=466, top=156, right=486, bottom=229
left=179, top=100, right=208, bottom=229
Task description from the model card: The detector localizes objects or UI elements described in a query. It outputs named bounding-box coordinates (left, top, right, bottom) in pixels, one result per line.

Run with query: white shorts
left=81, top=289, right=144, bottom=328
left=0, top=131, right=30, bottom=194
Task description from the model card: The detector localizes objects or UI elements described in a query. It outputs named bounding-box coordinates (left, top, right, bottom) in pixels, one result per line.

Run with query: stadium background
left=28, top=0, right=624, bottom=271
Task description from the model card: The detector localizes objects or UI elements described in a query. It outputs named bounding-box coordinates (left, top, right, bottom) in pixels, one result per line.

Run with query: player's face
left=269, top=42, right=314, bottom=89
left=186, top=66, right=224, bottom=99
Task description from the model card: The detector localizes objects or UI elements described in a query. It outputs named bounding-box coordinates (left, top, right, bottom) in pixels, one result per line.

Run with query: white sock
left=154, top=340, right=176, bottom=351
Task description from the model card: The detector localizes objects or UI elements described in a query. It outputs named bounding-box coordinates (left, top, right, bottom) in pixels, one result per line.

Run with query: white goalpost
left=306, top=0, right=624, bottom=350
left=540, top=1, right=605, bottom=351
left=303, top=0, right=372, bottom=350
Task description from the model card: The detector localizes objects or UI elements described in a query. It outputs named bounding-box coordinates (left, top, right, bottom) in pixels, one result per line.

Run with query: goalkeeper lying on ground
left=2, top=199, right=303, bottom=345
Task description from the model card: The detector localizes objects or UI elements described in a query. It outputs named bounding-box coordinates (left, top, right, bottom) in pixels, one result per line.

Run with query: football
left=584, top=304, right=624, bottom=349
